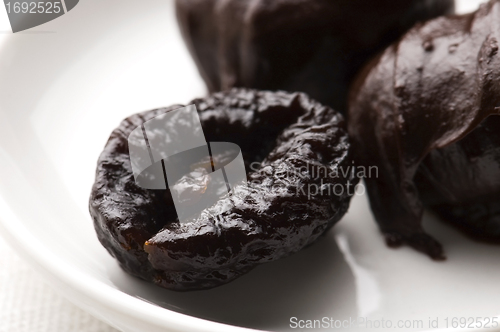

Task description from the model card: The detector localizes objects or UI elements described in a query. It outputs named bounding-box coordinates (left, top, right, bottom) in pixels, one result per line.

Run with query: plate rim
left=0, top=193, right=268, bottom=332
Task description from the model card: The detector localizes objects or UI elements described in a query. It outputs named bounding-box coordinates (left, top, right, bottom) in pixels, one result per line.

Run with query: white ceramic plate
left=0, top=0, right=499, bottom=331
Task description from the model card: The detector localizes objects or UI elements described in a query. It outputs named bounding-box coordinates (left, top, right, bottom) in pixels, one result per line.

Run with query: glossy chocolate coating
left=90, top=89, right=356, bottom=290
left=416, top=115, right=500, bottom=242
left=175, top=0, right=454, bottom=113
left=348, top=0, right=500, bottom=259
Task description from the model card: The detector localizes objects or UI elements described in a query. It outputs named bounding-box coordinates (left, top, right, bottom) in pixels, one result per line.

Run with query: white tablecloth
left=0, top=237, right=118, bottom=332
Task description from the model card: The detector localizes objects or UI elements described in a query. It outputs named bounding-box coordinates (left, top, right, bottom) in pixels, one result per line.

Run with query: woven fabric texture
left=0, top=238, right=118, bottom=332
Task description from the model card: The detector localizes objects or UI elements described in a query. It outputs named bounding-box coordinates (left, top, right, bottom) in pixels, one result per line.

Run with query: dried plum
left=90, top=88, right=356, bottom=290
left=348, top=0, right=500, bottom=259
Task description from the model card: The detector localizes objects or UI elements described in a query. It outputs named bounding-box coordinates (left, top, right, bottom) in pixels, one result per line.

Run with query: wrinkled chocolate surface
left=348, top=0, right=500, bottom=259
left=175, top=0, right=454, bottom=113
left=90, top=89, right=356, bottom=290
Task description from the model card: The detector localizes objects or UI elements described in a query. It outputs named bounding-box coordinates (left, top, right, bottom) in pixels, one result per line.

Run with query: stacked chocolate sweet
left=348, top=0, right=500, bottom=259
left=176, top=0, right=454, bottom=113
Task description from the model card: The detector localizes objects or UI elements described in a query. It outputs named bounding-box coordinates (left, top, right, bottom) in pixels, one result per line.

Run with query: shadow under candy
left=107, top=230, right=357, bottom=331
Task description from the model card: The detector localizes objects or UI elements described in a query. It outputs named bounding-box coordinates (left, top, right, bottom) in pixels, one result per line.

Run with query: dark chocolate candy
left=348, top=0, right=500, bottom=259
left=175, top=0, right=454, bottom=113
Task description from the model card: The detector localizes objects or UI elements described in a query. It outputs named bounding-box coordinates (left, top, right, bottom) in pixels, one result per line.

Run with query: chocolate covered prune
left=90, top=89, right=356, bottom=290
left=175, top=0, right=454, bottom=113
left=348, top=0, right=500, bottom=259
